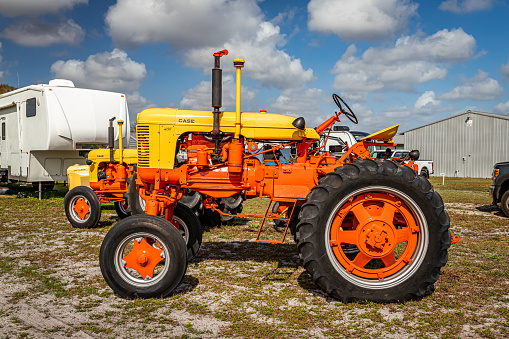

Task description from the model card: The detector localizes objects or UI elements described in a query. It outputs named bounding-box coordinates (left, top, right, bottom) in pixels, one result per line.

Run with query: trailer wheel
left=114, top=201, right=130, bottom=219
left=297, top=159, right=451, bottom=302
left=99, top=214, right=187, bottom=299
left=174, top=203, right=202, bottom=259
left=500, top=190, right=509, bottom=218
left=64, top=186, right=102, bottom=228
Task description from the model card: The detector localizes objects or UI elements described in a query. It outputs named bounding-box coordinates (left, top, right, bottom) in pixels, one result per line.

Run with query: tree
left=0, top=84, right=16, bottom=95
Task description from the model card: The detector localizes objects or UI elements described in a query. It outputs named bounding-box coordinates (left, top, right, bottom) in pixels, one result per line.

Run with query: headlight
left=493, top=168, right=499, bottom=179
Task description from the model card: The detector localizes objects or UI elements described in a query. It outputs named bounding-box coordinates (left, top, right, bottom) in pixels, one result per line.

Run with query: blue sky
left=1, top=0, right=509, bottom=133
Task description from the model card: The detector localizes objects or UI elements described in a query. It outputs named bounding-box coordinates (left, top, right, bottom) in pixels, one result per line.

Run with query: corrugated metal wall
left=404, top=112, right=509, bottom=178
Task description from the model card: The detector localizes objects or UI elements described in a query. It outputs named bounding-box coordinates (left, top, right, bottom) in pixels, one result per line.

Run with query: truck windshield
left=371, top=151, right=386, bottom=159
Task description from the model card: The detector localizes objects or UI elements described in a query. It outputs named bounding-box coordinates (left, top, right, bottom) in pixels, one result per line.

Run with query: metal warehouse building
left=402, top=111, right=509, bottom=178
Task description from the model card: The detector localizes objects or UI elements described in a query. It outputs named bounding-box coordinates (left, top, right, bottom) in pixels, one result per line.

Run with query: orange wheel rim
left=329, top=189, right=422, bottom=281
left=73, top=198, right=90, bottom=220
left=115, top=233, right=168, bottom=286
left=122, top=238, right=164, bottom=279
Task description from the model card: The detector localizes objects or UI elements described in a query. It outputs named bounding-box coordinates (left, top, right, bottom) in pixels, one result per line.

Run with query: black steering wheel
left=332, top=94, right=358, bottom=124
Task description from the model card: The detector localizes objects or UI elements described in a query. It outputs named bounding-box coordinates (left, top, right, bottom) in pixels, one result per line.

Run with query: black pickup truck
left=489, top=161, right=509, bottom=217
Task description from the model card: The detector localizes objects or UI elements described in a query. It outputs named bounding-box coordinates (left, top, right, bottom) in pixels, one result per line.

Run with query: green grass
left=0, top=177, right=507, bottom=338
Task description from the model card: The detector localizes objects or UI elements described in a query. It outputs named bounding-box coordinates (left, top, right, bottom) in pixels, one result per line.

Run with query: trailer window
left=1, top=122, right=4, bottom=140
left=26, top=98, right=36, bottom=117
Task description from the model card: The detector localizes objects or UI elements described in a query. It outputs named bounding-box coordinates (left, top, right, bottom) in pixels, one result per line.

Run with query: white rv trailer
left=0, top=79, right=130, bottom=183
left=320, top=125, right=358, bottom=156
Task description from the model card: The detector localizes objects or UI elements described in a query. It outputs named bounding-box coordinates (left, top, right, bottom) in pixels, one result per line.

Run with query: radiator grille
left=137, top=125, right=150, bottom=167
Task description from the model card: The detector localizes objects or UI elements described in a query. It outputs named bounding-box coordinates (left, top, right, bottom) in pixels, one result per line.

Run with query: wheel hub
left=73, top=198, right=90, bottom=220
left=123, top=238, right=164, bottom=279
left=359, top=222, right=395, bottom=257
left=137, top=252, right=148, bottom=266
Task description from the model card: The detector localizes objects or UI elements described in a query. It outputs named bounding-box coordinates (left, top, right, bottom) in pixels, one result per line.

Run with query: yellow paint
left=67, top=164, right=90, bottom=189
left=361, top=124, right=400, bottom=142
left=87, top=148, right=138, bottom=183
left=136, top=108, right=320, bottom=169
left=118, top=119, right=124, bottom=164
left=234, top=58, right=244, bottom=139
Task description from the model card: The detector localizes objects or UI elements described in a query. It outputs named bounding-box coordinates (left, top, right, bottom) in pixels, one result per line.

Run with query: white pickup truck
left=371, top=149, right=434, bottom=178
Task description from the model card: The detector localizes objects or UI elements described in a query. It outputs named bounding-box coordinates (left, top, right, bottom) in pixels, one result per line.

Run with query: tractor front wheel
left=99, top=214, right=188, bottom=299
left=297, top=159, right=451, bottom=302
left=173, top=203, right=202, bottom=260
left=64, top=186, right=101, bottom=228
left=114, top=201, right=130, bottom=219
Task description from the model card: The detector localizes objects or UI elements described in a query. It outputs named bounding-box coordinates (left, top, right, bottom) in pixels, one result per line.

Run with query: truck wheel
left=297, top=159, right=451, bottom=302
left=420, top=168, right=429, bottom=179
left=114, top=201, right=130, bottom=219
left=174, top=202, right=202, bottom=259
left=99, top=214, right=188, bottom=299
left=64, top=186, right=102, bottom=228
left=500, top=190, right=509, bottom=217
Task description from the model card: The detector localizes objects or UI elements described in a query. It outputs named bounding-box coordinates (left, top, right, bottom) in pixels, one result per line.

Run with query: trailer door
left=0, top=103, right=17, bottom=169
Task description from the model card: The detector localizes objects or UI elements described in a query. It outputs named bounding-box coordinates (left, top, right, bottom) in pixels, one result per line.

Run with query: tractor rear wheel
left=99, top=214, right=188, bottom=299
left=297, top=159, right=451, bottom=302
left=64, top=186, right=101, bottom=228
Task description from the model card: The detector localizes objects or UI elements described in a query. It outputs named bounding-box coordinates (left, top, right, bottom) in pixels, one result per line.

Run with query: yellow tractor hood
left=137, top=108, right=320, bottom=141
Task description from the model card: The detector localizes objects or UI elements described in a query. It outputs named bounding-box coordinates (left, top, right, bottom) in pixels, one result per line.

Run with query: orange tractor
left=98, top=50, right=455, bottom=302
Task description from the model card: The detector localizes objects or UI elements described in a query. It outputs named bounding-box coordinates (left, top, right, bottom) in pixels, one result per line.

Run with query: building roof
left=401, top=110, right=509, bottom=134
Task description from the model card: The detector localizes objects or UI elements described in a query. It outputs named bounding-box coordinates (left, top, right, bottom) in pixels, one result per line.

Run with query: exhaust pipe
left=211, top=49, right=228, bottom=138
left=108, top=117, right=117, bottom=164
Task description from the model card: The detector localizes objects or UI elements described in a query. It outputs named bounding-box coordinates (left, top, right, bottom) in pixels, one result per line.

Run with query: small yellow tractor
left=95, top=50, right=454, bottom=303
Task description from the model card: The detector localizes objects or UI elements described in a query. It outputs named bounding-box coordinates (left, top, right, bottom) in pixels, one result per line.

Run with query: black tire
left=114, top=201, right=130, bottom=219
left=125, top=170, right=145, bottom=215
left=99, top=214, right=188, bottom=299
left=420, top=168, right=429, bottom=179
left=297, top=159, right=451, bottom=303
left=500, top=190, right=509, bottom=218
left=174, top=202, right=202, bottom=259
left=179, top=190, right=203, bottom=219
left=64, top=186, right=102, bottom=229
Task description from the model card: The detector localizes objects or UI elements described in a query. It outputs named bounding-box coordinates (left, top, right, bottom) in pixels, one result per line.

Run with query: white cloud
left=180, top=75, right=257, bottom=112
left=494, top=101, right=509, bottom=114
left=1, top=19, right=85, bottom=47
left=414, top=91, right=442, bottom=114
left=127, top=92, right=156, bottom=117
left=439, top=0, right=495, bottom=13
left=501, top=61, right=509, bottom=82
left=184, top=22, right=314, bottom=89
left=50, top=49, right=147, bottom=93
left=0, top=0, right=87, bottom=17
left=106, top=0, right=313, bottom=90
left=307, top=0, right=418, bottom=41
left=106, top=0, right=262, bottom=49
left=332, top=28, right=476, bottom=97
left=347, top=103, right=394, bottom=133
left=439, top=70, right=504, bottom=101
left=269, top=87, right=325, bottom=126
